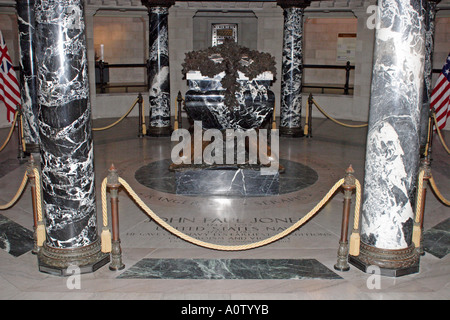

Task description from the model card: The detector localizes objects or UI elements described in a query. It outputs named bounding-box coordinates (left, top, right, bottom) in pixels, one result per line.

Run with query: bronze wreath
left=182, top=39, right=277, bottom=109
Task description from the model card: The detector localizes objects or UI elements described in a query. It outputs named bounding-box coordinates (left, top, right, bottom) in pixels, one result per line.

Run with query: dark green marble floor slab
left=117, top=258, right=342, bottom=280
left=0, top=214, right=34, bottom=257
left=423, top=218, right=450, bottom=259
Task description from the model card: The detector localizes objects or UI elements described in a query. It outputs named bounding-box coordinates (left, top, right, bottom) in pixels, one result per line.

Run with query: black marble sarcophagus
left=182, top=40, right=277, bottom=131
left=172, top=41, right=280, bottom=196
left=184, top=70, right=275, bottom=130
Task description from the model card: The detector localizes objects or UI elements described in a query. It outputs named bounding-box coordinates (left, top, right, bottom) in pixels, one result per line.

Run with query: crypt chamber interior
left=0, top=0, right=449, bottom=300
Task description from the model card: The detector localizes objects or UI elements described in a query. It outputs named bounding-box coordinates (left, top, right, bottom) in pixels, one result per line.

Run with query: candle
left=100, top=44, right=104, bottom=61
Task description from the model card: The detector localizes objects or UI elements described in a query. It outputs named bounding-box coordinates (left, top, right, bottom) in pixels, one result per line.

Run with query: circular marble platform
left=113, top=156, right=342, bottom=250
left=134, top=159, right=318, bottom=196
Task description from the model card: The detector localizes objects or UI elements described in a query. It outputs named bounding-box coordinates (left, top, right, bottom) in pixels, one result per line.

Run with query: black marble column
left=16, top=0, right=40, bottom=153
left=419, top=0, right=440, bottom=155
left=34, top=0, right=108, bottom=275
left=277, top=0, right=310, bottom=137
left=349, top=0, right=426, bottom=277
left=142, top=0, right=174, bottom=136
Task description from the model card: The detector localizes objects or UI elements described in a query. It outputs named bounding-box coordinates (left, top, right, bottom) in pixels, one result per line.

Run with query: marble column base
left=146, top=125, right=172, bottom=137
left=38, top=239, right=110, bottom=276
left=279, top=125, right=304, bottom=138
left=349, top=242, right=420, bottom=277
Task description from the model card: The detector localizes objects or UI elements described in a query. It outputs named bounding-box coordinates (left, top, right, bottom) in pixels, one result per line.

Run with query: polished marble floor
left=0, top=114, right=449, bottom=300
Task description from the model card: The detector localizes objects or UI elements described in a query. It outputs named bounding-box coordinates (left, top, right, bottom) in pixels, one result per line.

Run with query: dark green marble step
left=117, top=258, right=342, bottom=280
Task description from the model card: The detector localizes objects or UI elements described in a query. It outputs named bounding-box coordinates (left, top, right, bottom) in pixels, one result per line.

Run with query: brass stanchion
left=413, top=110, right=435, bottom=255
left=303, top=97, right=309, bottom=137
left=16, top=109, right=25, bottom=160
left=272, top=100, right=277, bottom=130
left=107, top=164, right=125, bottom=271
left=418, top=159, right=431, bottom=255
left=422, top=110, right=434, bottom=158
left=27, top=156, right=39, bottom=254
left=137, top=93, right=144, bottom=138
left=306, top=94, right=313, bottom=138
left=178, top=92, right=183, bottom=129
left=334, top=165, right=356, bottom=271
left=174, top=91, right=183, bottom=131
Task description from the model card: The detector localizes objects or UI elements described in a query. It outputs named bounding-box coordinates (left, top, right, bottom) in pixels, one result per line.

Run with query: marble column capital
left=276, top=0, right=311, bottom=9
left=141, top=0, right=175, bottom=9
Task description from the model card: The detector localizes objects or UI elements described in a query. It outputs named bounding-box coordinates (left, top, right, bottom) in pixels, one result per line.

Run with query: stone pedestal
left=349, top=243, right=419, bottom=277
left=38, top=241, right=109, bottom=276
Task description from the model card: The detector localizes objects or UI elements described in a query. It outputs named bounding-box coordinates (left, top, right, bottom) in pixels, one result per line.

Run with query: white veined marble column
left=350, top=0, right=426, bottom=277
left=16, top=0, right=40, bottom=153
left=34, top=0, right=109, bottom=276
left=277, top=0, right=310, bottom=137
left=142, top=0, right=174, bottom=136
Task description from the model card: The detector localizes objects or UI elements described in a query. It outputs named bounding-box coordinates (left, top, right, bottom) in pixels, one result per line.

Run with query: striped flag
left=430, top=54, right=450, bottom=130
left=0, top=30, right=20, bottom=122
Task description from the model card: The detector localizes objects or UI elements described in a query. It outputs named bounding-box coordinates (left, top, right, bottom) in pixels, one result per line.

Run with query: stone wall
left=303, top=17, right=357, bottom=86
left=93, top=15, right=147, bottom=84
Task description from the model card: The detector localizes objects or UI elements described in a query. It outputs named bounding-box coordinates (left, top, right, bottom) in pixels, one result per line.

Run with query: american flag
left=0, top=30, right=20, bottom=122
left=430, top=54, right=450, bottom=130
